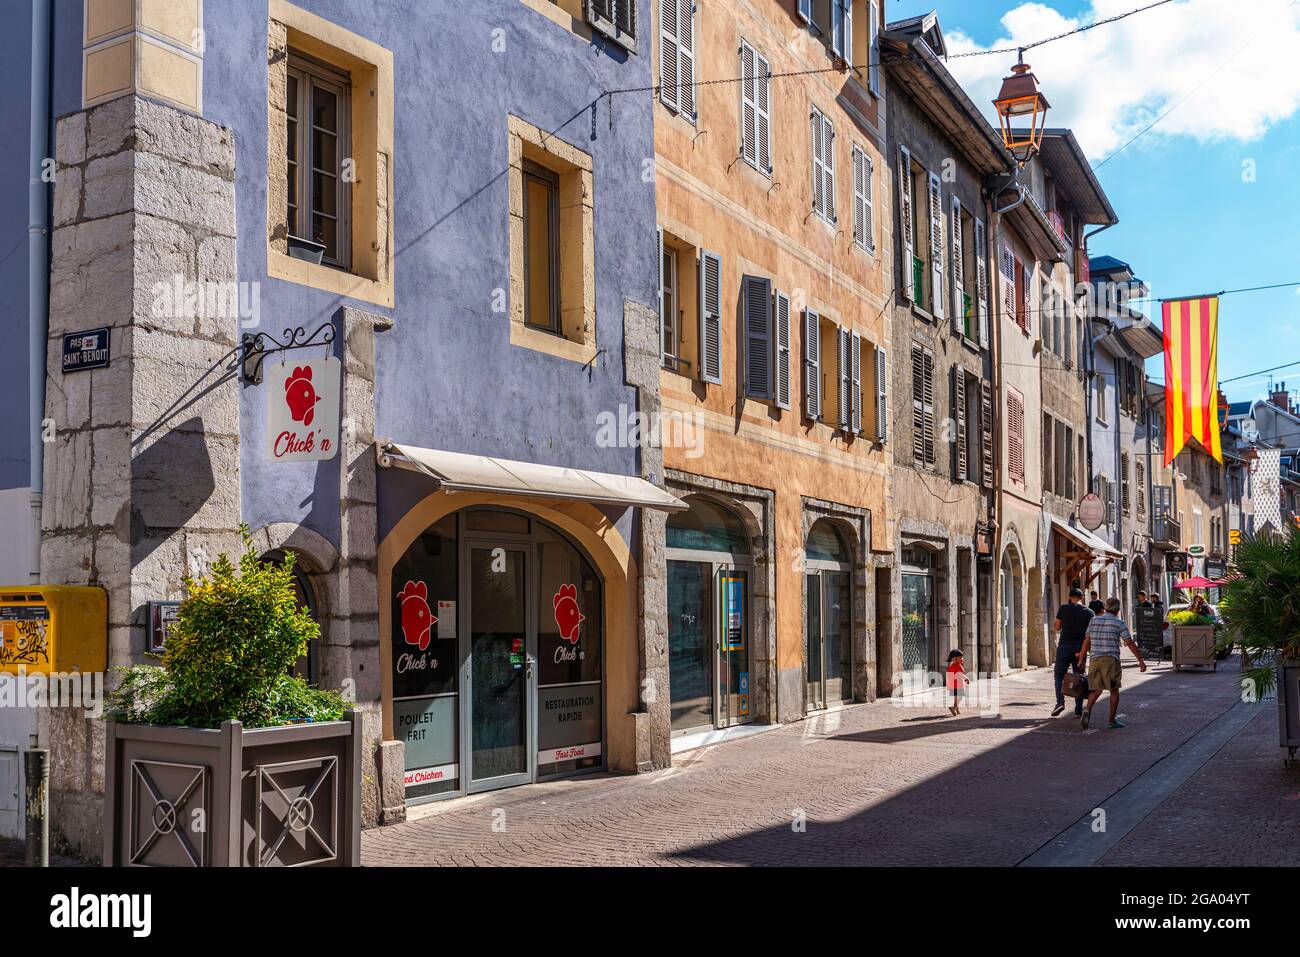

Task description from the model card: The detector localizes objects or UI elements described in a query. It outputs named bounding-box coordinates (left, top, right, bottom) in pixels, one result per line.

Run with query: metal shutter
left=804, top=309, right=821, bottom=420
left=875, top=346, right=888, bottom=442
left=775, top=289, right=791, bottom=409
left=698, top=249, right=722, bottom=384
left=743, top=274, right=773, bottom=399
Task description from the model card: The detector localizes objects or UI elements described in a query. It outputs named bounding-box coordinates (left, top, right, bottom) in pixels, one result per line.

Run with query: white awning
left=1049, top=515, right=1123, bottom=559
left=378, top=442, right=687, bottom=512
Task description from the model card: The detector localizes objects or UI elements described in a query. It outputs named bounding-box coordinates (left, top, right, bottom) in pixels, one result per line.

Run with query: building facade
left=654, top=0, right=893, bottom=731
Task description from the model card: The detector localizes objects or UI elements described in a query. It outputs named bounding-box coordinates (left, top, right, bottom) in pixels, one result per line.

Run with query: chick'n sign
left=267, top=356, right=340, bottom=462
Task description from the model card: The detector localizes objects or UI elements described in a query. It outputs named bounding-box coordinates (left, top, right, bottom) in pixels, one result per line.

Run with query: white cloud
left=943, top=0, right=1300, bottom=160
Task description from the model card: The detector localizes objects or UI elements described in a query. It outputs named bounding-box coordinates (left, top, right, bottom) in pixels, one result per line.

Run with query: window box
left=287, top=234, right=326, bottom=265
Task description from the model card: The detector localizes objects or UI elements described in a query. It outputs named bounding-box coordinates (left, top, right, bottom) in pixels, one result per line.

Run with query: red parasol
left=1172, top=576, right=1225, bottom=590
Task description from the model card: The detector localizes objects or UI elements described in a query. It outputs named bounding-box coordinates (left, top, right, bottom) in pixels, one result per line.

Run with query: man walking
left=1051, top=588, right=1092, bottom=717
left=1077, top=596, right=1147, bottom=729
left=1088, top=590, right=1105, bottom=616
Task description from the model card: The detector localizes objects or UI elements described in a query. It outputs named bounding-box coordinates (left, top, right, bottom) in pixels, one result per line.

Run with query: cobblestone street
left=363, top=657, right=1299, bottom=866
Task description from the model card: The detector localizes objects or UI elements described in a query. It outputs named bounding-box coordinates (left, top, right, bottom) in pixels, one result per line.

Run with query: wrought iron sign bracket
left=240, top=322, right=336, bottom=385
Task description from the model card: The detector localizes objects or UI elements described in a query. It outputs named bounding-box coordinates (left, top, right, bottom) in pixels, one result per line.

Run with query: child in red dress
left=946, top=649, right=969, bottom=716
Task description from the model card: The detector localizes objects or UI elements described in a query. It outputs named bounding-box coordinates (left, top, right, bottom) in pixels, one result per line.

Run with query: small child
left=946, top=649, right=969, bottom=716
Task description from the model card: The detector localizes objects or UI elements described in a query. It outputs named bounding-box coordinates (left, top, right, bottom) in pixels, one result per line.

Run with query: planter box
left=104, top=712, right=361, bottom=866
left=1279, top=658, right=1300, bottom=767
left=1172, top=625, right=1218, bottom=671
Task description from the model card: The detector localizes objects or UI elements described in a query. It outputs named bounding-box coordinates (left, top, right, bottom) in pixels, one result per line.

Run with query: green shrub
left=1167, top=609, right=1215, bottom=628
left=105, top=530, right=346, bottom=728
left=1219, top=526, right=1300, bottom=696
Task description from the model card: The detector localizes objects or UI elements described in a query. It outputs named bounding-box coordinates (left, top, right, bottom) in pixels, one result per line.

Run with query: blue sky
left=892, top=0, right=1300, bottom=404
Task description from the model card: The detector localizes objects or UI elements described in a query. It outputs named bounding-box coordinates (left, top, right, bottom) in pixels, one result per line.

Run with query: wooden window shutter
left=740, top=42, right=757, bottom=168
left=953, top=367, right=967, bottom=481
left=863, top=152, right=874, bottom=252
left=743, top=275, right=773, bottom=399
left=1007, top=390, right=1025, bottom=485
left=850, top=331, right=862, bottom=435
left=657, top=226, right=666, bottom=364
left=980, top=379, right=994, bottom=489
left=678, top=0, right=695, bottom=119
left=1136, top=459, right=1146, bottom=517
left=804, top=309, right=821, bottom=420
left=810, top=109, right=825, bottom=219
left=899, top=147, right=914, bottom=303
left=775, top=289, right=791, bottom=410
left=660, top=0, right=680, bottom=112
left=927, top=171, right=944, bottom=321
left=922, top=350, right=936, bottom=466
left=974, top=217, right=988, bottom=348
left=823, top=113, right=835, bottom=222
left=698, top=249, right=723, bottom=384
left=875, top=346, right=888, bottom=442
left=911, top=343, right=925, bottom=464
left=1121, top=451, right=1131, bottom=515
left=1001, top=242, right=1016, bottom=320
left=756, top=51, right=771, bottom=172
left=950, top=195, right=964, bottom=333
left=852, top=148, right=865, bottom=248
left=838, top=326, right=851, bottom=429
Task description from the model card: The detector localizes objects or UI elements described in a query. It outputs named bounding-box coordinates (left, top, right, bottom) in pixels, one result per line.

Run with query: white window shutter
left=953, top=367, right=967, bottom=481
left=874, top=346, right=888, bottom=442
left=1022, top=263, right=1034, bottom=335
left=831, top=0, right=845, bottom=58
left=838, top=326, right=851, bottom=429
left=740, top=42, right=756, bottom=168
left=775, top=289, right=791, bottom=410
left=851, top=148, right=864, bottom=248
left=805, top=309, right=821, bottom=420
left=699, top=249, right=722, bottom=384
left=810, top=109, right=824, bottom=219
left=823, top=114, right=836, bottom=223
left=863, top=153, right=874, bottom=252
left=899, top=146, right=914, bottom=303
left=1001, top=242, right=1016, bottom=319
left=850, top=330, right=862, bottom=434
left=756, top=51, right=771, bottom=172
left=842, top=0, right=853, bottom=67
left=678, top=0, right=695, bottom=119
left=950, top=195, right=964, bottom=333
left=659, top=0, right=680, bottom=112
left=975, top=217, right=989, bottom=348
left=927, top=171, right=944, bottom=321
left=743, top=275, right=773, bottom=399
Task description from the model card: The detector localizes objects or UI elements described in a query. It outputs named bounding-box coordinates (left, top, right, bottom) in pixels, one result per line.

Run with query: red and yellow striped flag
left=1162, top=295, right=1222, bottom=466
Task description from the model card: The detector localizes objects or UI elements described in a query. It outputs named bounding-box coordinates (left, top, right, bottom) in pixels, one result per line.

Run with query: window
left=507, top=115, right=596, bottom=363
left=523, top=160, right=560, bottom=332
left=740, top=40, right=772, bottom=175
left=811, top=107, right=836, bottom=224
left=1096, top=374, right=1108, bottom=424
left=660, top=240, right=680, bottom=368
left=803, top=0, right=852, bottom=60
left=287, top=53, right=351, bottom=269
left=1042, top=413, right=1054, bottom=494
left=1065, top=426, right=1077, bottom=499
left=1055, top=419, right=1067, bottom=496
left=818, top=317, right=861, bottom=434
left=658, top=0, right=695, bottom=120
left=911, top=344, right=936, bottom=468
left=851, top=145, right=874, bottom=253
left=586, top=0, right=637, bottom=51
left=1007, top=388, right=1025, bottom=485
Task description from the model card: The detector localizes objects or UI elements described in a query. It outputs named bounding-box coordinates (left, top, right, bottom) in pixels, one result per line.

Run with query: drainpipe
left=28, top=0, right=52, bottom=584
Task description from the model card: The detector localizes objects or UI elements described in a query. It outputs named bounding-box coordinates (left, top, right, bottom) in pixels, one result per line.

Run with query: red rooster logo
left=397, top=580, right=436, bottom=650
left=285, top=365, right=321, bottom=427
left=552, top=584, right=585, bottom=644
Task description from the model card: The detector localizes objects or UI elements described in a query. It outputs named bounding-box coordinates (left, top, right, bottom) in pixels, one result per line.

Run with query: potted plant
left=1169, top=606, right=1219, bottom=671
left=1218, top=527, right=1300, bottom=767
left=102, top=532, right=361, bottom=866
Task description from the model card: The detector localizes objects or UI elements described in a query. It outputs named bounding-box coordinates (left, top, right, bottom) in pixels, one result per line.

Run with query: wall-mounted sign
left=1078, top=492, right=1105, bottom=531
left=1229, top=528, right=1242, bottom=546
left=1167, top=552, right=1189, bottom=573
left=267, top=356, right=340, bottom=462
left=146, top=600, right=181, bottom=655
left=1187, top=544, right=1206, bottom=557
left=61, top=327, right=110, bottom=373
left=1205, top=558, right=1227, bottom=580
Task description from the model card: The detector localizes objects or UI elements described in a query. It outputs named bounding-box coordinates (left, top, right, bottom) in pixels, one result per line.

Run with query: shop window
left=508, top=115, right=597, bottom=364
left=267, top=1, right=393, bottom=306
left=667, top=497, right=752, bottom=554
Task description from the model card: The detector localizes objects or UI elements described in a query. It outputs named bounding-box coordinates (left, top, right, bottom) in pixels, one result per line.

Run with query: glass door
left=668, top=560, right=714, bottom=733
left=805, top=574, right=825, bottom=711
left=465, top=544, right=533, bottom=792
left=901, top=573, right=933, bottom=674
left=717, top=567, right=751, bottom=727
left=822, top=570, right=851, bottom=704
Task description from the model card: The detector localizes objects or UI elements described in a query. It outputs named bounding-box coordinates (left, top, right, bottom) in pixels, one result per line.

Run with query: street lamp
left=993, top=51, right=1050, bottom=165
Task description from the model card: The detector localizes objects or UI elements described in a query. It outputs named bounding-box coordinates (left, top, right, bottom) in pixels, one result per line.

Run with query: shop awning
left=1049, top=516, right=1123, bottom=559
left=378, top=442, right=687, bottom=512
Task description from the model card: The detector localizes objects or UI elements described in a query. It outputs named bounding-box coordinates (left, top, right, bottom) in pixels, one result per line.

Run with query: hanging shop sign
left=267, top=356, right=340, bottom=462
left=1167, top=552, right=1189, bottom=573
left=61, top=328, right=110, bottom=373
left=1078, top=492, right=1105, bottom=531
left=1205, top=558, right=1227, bottom=580
left=1187, top=544, right=1206, bottom=557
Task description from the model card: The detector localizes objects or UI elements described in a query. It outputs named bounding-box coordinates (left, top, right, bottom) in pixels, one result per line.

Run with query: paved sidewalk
left=363, top=656, right=1298, bottom=866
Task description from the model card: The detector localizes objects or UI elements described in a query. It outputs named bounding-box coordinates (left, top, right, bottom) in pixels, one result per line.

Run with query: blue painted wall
left=196, top=0, right=658, bottom=547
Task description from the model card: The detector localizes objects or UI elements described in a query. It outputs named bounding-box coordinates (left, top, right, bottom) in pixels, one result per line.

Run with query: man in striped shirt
left=1076, top=596, right=1147, bottom=729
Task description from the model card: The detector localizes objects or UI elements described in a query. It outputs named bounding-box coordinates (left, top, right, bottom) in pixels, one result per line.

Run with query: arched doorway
left=666, top=496, right=754, bottom=734
left=262, top=547, right=320, bottom=684
left=1000, top=547, right=1022, bottom=671
left=805, top=520, right=853, bottom=711
left=388, top=507, right=604, bottom=802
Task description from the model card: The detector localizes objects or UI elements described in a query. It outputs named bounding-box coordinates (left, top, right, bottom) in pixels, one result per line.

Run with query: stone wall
left=41, top=95, right=242, bottom=858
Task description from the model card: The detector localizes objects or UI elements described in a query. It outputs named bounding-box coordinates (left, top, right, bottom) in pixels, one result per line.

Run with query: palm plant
left=1218, top=526, right=1300, bottom=697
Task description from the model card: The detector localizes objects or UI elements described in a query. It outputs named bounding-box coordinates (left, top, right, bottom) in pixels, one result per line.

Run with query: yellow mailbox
left=0, top=586, right=107, bottom=674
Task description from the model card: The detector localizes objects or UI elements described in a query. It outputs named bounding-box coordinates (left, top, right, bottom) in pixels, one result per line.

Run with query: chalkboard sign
left=1135, top=604, right=1163, bottom=653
